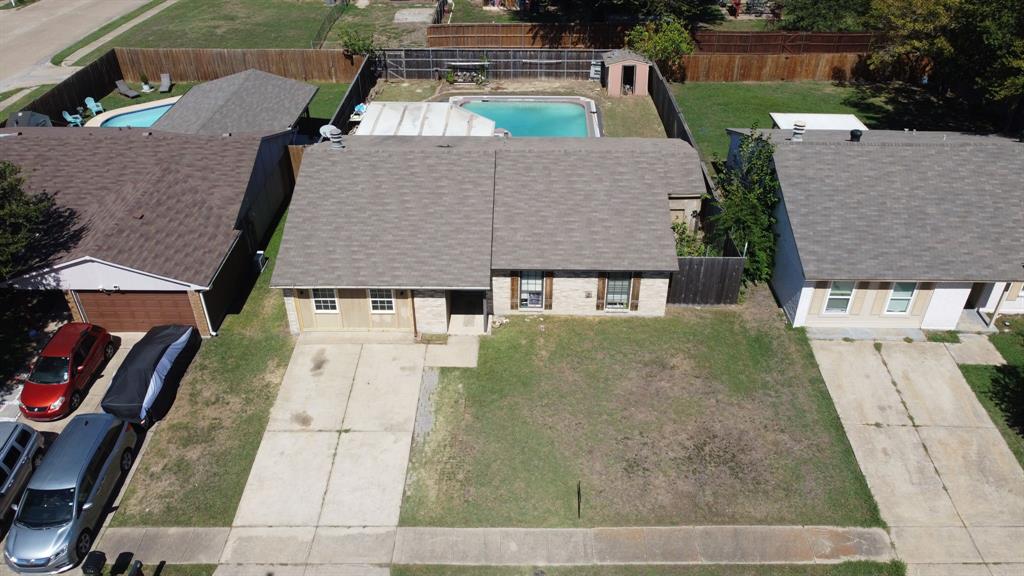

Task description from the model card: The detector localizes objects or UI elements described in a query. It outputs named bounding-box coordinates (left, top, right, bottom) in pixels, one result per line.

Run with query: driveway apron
left=812, top=340, right=1024, bottom=571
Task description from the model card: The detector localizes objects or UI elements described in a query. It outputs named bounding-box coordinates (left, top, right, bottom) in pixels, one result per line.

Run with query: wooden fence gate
left=668, top=257, right=746, bottom=306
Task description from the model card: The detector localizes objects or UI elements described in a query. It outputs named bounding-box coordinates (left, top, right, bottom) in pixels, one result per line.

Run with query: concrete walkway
left=0, top=0, right=148, bottom=90
left=813, top=341, right=1024, bottom=575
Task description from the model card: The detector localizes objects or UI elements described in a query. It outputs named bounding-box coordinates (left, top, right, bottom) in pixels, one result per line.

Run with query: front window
left=886, top=282, right=917, bottom=314
left=29, top=356, right=69, bottom=384
left=605, top=273, right=632, bottom=310
left=519, top=271, right=544, bottom=309
left=824, top=281, right=855, bottom=314
left=369, top=289, right=395, bottom=313
left=312, top=288, right=337, bottom=313
left=16, top=488, right=75, bottom=528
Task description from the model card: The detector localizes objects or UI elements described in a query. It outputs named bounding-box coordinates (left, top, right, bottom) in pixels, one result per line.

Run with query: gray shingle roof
left=0, top=127, right=264, bottom=286
left=153, top=69, right=318, bottom=136
left=770, top=131, right=1024, bottom=282
left=271, top=136, right=692, bottom=288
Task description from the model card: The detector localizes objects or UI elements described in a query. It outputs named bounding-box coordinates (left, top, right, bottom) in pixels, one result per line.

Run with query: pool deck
left=448, top=95, right=602, bottom=137
left=85, top=95, right=181, bottom=127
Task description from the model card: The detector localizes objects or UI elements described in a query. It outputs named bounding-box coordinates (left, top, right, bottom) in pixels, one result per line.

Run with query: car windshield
left=28, top=356, right=69, bottom=384
left=16, top=488, right=75, bottom=528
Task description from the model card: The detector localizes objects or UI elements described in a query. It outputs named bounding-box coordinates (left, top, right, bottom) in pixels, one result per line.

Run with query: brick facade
left=492, top=271, right=669, bottom=317
left=413, top=289, right=449, bottom=334
left=187, top=290, right=212, bottom=337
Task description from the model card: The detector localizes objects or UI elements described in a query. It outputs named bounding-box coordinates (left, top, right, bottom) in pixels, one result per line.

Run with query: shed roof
left=272, top=136, right=694, bottom=288
left=0, top=127, right=265, bottom=287
left=769, top=130, right=1024, bottom=282
left=153, top=69, right=318, bottom=136
left=602, top=49, right=652, bottom=65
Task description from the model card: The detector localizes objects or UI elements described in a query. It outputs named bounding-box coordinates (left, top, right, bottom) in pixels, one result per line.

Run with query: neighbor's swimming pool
left=458, top=98, right=596, bottom=137
left=100, top=103, right=173, bottom=128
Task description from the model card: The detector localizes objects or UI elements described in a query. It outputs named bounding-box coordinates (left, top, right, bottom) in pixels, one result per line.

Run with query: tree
left=626, top=20, right=695, bottom=64
left=779, top=0, right=872, bottom=32
left=709, top=129, right=780, bottom=284
left=0, top=161, right=80, bottom=281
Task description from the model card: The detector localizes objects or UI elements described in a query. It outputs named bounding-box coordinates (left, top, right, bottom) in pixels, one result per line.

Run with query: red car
left=19, top=323, right=115, bottom=421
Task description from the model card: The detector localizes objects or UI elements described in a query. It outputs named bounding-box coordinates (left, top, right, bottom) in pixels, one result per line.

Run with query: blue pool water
left=461, top=101, right=590, bottom=137
left=101, top=104, right=173, bottom=128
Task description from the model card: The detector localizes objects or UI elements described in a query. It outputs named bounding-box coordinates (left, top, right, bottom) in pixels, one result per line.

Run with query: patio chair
left=62, top=110, right=83, bottom=127
left=115, top=79, right=140, bottom=98
left=84, top=97, right=104, bottom=116
left=158, top=73, right=172, bottom=93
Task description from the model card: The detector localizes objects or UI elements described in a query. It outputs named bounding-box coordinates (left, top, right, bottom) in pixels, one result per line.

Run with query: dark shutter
left=596, top=273, right=607, bottom=311
left=629, top=273, right=642, bottom=311
left=543, top=272, right=554, bottom=310
left=510, top=271, right=520, bottom=310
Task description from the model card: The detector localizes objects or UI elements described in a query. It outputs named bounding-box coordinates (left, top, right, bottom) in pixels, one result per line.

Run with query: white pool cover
left=355, top=102, right=496, bottom=136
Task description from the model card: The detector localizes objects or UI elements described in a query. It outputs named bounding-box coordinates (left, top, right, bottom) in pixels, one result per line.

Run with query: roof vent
left=222, top=132, right=232, bottom=137
left=792, top=121, right=806, bottom=142
left=134, top=211, right=144, bottom=220
left=328, top=126, right=344, bottom=149
left=850, top=129, right=862, bottom=142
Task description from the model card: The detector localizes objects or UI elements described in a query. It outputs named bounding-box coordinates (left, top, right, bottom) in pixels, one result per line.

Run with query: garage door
left=75, top=291, right=197, bottom=332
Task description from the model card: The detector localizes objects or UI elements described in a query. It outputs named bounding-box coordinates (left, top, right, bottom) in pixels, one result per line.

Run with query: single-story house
left=744, top=128, right=1024, bottom=330
left=153, top=69, right=318, bottom=136
left=271, top=136, right=704, bottom=335
left=0, top=127, right=295, bottom=335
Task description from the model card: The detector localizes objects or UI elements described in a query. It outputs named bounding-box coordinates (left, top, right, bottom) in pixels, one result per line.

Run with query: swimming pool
left=453, top=97, right=599, bottom=137
left=100, top=103, right=173, bottom=128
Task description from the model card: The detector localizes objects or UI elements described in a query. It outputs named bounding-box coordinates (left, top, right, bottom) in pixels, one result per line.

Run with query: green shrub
left=625, top=20, right=695, bottom=64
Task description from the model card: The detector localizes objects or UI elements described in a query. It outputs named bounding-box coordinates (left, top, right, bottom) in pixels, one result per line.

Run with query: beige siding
left=492, top=270, right=668, bottom=317
left=291, top=288, right=414, bottom=332
left=803, top=281, right=935, bottom=328
left=669, top=197, right=702, bottom=231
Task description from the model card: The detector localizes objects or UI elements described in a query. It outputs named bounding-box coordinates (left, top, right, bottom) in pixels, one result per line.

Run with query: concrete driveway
left=222, top=334, right=428, bottom=568
left=0, top=0, right=147, bottom=90
left=812, top=341, right=1024, bottom=573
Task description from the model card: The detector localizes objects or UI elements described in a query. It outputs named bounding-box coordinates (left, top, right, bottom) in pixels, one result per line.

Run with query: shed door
left=75, top=291, right=196, bottom=332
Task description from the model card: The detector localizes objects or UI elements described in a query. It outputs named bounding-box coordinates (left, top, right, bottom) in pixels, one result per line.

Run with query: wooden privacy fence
left=668, top=257, right=746, bottom=306
left=692, top=31, right=881, bottom=54
left=331, top=55, right=378, bottom=127
left=674, top=52, right=868, bottom=82
left=5, top=50, right=123, bottom=126
left=115, top=48, right=365, bottom=83
left=427, top=23, right=630, bottom=48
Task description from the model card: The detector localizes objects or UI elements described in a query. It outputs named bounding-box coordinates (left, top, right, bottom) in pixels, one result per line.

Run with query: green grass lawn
left=308, top=82, right=349, bottom=120
left=111, top=214, right=295, bottom=527
left=402, top=289, right=880, bottom=528
left=706, top=18, right=774, bottom=31
left=326, top=0, right=433, bottom=49
left=960, top=316, right=1024, bottom=468
left=449, top=0, right=521, bottom=23
left=393, top=564, right=905, bottom=576
left=77, top=0, right=333, bottom=65
left=0, top=85, right=55, bottom=125
left=97, top=81, right=193, bottom=113
left=672, top=81, right=999, bottom=162
left=55, top=0, right=169, bottom=65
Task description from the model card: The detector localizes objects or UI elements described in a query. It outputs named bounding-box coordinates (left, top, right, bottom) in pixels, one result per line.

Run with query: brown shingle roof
left=0, top=127, right=264, bottom=286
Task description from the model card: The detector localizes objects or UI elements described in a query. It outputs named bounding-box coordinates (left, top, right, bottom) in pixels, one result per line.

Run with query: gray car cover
left=101, top=325, right=200, bottom=424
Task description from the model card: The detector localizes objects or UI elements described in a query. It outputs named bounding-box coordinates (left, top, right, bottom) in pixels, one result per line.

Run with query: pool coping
left=447, top=95, right=602, bottom=138
left=85, top=95, right=182, bottom=127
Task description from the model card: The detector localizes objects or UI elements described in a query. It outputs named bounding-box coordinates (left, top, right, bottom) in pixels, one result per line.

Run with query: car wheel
left=69, top=391, right=83, bottom=412
left=75, top=530, right=92, bottom=561
left=104, top=342, right=115, bottom=359
left=120, top=447, right=134, bottom=473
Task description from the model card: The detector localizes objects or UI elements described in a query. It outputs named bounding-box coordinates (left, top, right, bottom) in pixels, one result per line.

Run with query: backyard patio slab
left=267, top=343, right=361, bottom=432
left=945, top=333, right=1006, bottom=365
left=232, top=431, right=338, bottom=527
left=318, top=430, right=413, bottom=526
left=811, top=341, right=911, bottom=426
left=879, top=342, right=993, bottom=427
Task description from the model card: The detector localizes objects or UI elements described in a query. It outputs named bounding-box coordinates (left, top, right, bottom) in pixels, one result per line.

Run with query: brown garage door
left=75, top=291, right=197, bottom=332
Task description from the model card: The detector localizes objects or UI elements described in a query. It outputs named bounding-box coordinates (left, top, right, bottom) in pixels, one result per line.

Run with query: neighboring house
left=271, top=136, right=704, bottom=335
left=153, top=69, right=318, bottom=136
left=768, top=113, right=868, bottom=132
left=0, top=127, right=295, bottom=335
left=738, top=128, right=1024, bottom=330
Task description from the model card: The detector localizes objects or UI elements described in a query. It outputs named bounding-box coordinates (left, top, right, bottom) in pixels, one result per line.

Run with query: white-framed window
left=369, top=288, right=395, bottom=313
left=312, top=288, right=338, bottom=313
left=885, top=282, right=917, bottom=314
left=605, top=273, right=632, bottom=310
left=824, top=281, right=855, bottom=314
left=519, top=271, right=544, bottom=309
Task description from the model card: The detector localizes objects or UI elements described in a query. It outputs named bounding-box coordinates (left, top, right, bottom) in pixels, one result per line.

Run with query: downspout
left=199, top=290, right=218, bottom=337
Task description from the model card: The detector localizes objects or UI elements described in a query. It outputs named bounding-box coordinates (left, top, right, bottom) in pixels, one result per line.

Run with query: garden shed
left=601, top=49, right=651, bottom=97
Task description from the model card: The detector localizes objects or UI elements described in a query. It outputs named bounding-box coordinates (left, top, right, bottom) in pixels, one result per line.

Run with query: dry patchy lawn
left=401, top=289, right=880, bottom=527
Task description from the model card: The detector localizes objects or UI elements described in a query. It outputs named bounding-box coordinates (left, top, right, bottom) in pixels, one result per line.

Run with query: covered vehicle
left=101, top=325, right=200, bottom=425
